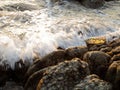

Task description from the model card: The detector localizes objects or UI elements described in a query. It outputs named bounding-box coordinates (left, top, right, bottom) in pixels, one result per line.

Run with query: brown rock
left=83, top=51, right=111, bottom=79
left=24, top=67, right=48, bottom=90
left=74, top=74, right=112, bottom=90
left=24, top=50, right=66, bottom=85
left=65, top=46, right=88, bottom=60
left=110, top=46, right=120, bottom=56
left=106, top=61, right=120, bottom=90
left=111, top=54, right=120, bottom=63
left=37, top=58, right=90, bottom=90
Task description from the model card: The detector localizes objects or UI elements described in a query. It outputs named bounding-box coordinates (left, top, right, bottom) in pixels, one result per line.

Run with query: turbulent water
left=0, top=0, right=120, bottom=69
left=0, top=0, right=120, bottom=89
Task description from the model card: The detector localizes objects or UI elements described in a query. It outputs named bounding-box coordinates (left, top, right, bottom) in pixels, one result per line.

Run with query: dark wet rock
left=36, top=58, right=90, bottom=90
left=83, top=51, right=111, bottom=79
left=65, top=46, right=88, bottom=60
left=111, top=54, right=120, bottom=62
left=24, top=50, right=66, bottom=84
left=106, top=60, right=120, bottom=90
left=0, top=65, right=12, bottom=87
left=0, top=3, right=39, bottom=11
left=12, top=60, right=29, bottom=83
left=0, top=81, right=23, bottom=90
left=24, top=67, right=50, bottom=90
left=81, top=0, right=105, bottom=9
left=74, top=74, right=112, bottom=90
left=108, top=39, right=120, bottom=48
left=100, top=47, right=112, bottom=53
left=109, top=46, right=120, bottom=56
left=88, top=45, right=100, bottom=51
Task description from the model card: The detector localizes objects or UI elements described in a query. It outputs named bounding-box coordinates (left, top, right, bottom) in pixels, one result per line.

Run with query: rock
left=111, top=54, right=120, bottom=62
left=24, top=50, right=66, bottom=85
left=74, top=74, right=112, bottom=90
left=0, top=65, right=12, bottom=87
left=81, top=0, right=105, bottom=9
left=24, top=68, right=48, bottom=90
left=85, top=37, right=107, bottom=51
left=106, top=61, right=120, bottom=90
left=88, top=45, right=100, bottom=51
left=109, top=46, right=120, bottom=56
left=100, top=47, right=112, bottom=53
left=109, top=39, right=120, bottom=48
left=37, top=58, right=90, bottom=90
left=0, top=81, right=24, bottom=90
left=83, top=51, right=111, bottom=79
left=0, top=3, right=39, bottom=11
left=65, top=46, right=88, bottom=60
left=12, top=60, right=29, bottom=83
left=86, top=37, right=106, bottom=46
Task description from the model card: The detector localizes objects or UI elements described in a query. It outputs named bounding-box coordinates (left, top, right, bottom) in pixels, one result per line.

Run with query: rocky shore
left=0, top=37, right=120, bottom=90
left=0, top=0, right=120, bottom=90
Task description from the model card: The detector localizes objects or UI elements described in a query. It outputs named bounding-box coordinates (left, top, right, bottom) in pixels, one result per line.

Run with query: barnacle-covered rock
left=36, top=58, right=90, bottom=90
left=74, top=74, right=112, bottom=90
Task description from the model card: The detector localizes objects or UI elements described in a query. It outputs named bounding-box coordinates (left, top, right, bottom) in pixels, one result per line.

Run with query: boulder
left=111, top=54, right=120, bottom=62
left=100, top=47, right=112, bottom=53
left=24, top=67, right=48, bottom=90
left=106, top=61, right=120, bottom=90
left=81, top=0, right=105, bottom=9
left=0, top=65, right=12, bottom=86
left=74, top=74, right=112, bottom=90
left=12, top=60, right=29, bottom=83
left=109, top=46, right=120, bottom=56
left=108, top=39, right=120, bottom=48
left=24, top=50, right=66, bottom=84
left=83, top=51, right=111, bottom=79
left=65, top=46, right=88, bottom=60
left=86, top=37, right=107, bottom=51
left=37, top=58, right=90, bottom=90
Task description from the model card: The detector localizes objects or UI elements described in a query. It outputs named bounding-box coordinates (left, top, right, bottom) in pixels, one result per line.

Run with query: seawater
left=0, top=0, right=120, bottom=69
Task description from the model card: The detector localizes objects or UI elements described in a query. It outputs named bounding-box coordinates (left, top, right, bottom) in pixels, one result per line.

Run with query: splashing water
left=0, top=0, right=120, bottom=69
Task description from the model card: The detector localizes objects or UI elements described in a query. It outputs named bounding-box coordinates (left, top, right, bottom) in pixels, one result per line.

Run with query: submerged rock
left=36, top=58, right=90, bottom=90
left=83, top=51, right=111, bottom=79
left=81, top=0, right=105, bottom=9
left=74, top=74, right=112, bottom=90
left=0, top=3, right=39, bottom=11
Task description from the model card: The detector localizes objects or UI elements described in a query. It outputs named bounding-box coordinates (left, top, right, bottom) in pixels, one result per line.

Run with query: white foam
left=0, top=36, right=20, bottom=69
left=0, top=0, right=120, bottom=70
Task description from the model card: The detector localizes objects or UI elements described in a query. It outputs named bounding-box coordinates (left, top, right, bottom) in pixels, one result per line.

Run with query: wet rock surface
left=74, top=74, right=112, bottom=90
left=106, top=60, right=120, bottom=90
left=36, top=58, right=90, bottom=90
left=0, top=81, right=23, bottom=90
left=81, top=0, right=105, bottom=9
left=0, top=0, right=120, bottom=90
left=83, top=51, right=111, bottom=78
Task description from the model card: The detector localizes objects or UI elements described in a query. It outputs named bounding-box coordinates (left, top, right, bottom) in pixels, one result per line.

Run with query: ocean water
left=0, top=0, right=120, bottom=69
